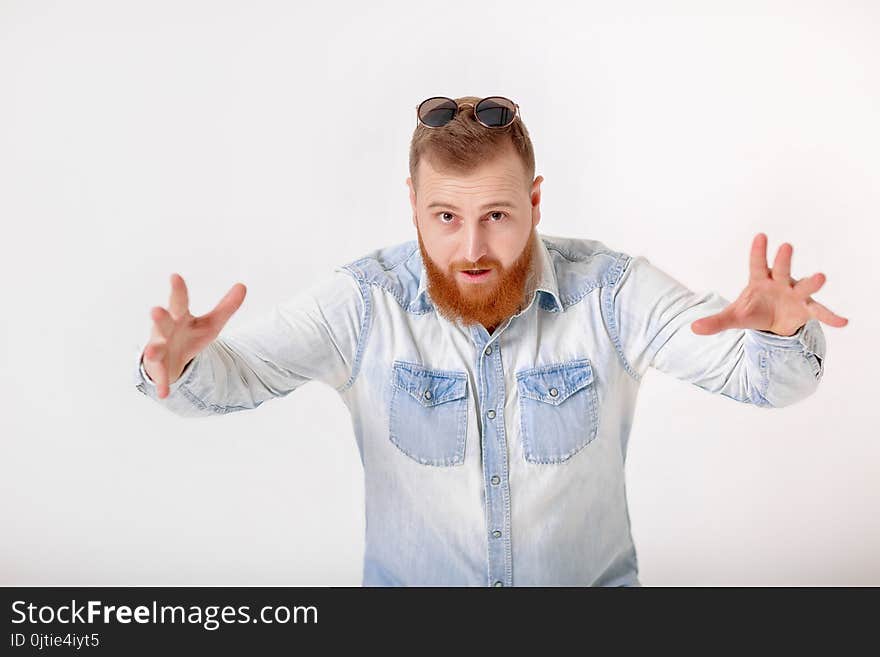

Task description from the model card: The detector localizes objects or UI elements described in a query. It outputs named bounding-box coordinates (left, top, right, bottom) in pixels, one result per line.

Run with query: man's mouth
left=459, top=269, right=492, bottom=281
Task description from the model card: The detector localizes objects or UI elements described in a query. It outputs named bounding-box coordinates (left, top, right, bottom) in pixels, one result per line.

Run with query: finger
left=155, top=360, right=169, bottom=399
left=793, top=272, right=825, bottom=299
left=805, top=298, right=849, bottom=327
left=144, top=347, right=169, bottom=398
left=168, top=273, right=190, bottom=319
left=148, top=317, right=164, bottom=343
left=144, top=341, right=166, bottom=363
left=771, top=242, right=793, bottom=283
left=750, top=233, right=770, bottom=282
left=691, top=305, right=737, bottom=335
left=150, top=306, right=175, bottom=338
left=203, top=283, right=247, bottom=331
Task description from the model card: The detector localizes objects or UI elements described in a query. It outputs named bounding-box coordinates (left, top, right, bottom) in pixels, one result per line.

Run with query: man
left=134, top=95, right=847, bottom=586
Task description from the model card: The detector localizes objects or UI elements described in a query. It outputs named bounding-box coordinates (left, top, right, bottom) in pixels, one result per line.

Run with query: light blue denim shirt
left=133, top=231, right=826, bottom=586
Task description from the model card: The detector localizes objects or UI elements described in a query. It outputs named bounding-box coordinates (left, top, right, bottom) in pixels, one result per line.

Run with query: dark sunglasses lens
left=418, top=97, right=458, bottom=127
left=475, top=97, right=516, bottom=127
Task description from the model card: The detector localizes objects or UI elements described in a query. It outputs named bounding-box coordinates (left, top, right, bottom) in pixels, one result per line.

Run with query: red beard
left=417, top=227, right=536, bottom=332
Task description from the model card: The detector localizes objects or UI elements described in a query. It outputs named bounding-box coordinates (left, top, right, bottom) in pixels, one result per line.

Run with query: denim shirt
left=133, top=231, right=826, bottom=586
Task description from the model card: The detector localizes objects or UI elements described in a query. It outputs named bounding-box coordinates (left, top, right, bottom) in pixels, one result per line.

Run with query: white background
left=1, top=0, right=877, bottom=585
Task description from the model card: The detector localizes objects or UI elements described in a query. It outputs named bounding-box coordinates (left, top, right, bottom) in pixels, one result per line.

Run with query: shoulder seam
left=335, top=270, right=373, bottom=394
left=544, top=243, right=629, bottom=309
left=342, top=242, right=429, bottom=314
left=601, top=253, right=642, bottom=382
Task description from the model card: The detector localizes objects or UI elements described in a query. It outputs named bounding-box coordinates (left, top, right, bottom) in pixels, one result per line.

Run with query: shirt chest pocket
left=516, top=358, right=599, bottom=464
left=389, top=360, right=469, bottom=466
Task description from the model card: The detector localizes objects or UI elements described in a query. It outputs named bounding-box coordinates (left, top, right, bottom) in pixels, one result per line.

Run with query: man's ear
left=530, top=175, right=544, bottom=228
left=407, top=176, right=417, bottom=228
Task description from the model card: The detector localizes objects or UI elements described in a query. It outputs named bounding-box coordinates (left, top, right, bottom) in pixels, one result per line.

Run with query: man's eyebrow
left=426, top=201, right=516, bottom=211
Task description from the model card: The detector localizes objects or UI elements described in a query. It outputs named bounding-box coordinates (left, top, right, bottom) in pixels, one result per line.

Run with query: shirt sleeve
left=133, top=268, right=370, bottom=417
left=605, top=254, right=826, bottom=408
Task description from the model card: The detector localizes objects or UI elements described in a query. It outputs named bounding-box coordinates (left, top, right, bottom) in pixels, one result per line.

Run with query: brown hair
left=409, top=95, right=536, bottom=193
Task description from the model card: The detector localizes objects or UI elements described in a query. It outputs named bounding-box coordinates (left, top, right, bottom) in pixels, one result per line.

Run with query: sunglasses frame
left=415, top=96, right=520, bottom=130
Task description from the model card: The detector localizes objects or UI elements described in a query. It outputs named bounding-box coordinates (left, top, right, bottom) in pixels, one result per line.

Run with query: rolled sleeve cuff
left=745, top=318, right=826, bottom=380
left=746, top=320, right=819, bottom=352
left=134, top=347, right=199, bottom=397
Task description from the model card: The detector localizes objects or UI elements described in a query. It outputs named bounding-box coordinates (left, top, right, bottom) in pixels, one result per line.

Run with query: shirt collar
left=415, top=232, right=563, bottom=313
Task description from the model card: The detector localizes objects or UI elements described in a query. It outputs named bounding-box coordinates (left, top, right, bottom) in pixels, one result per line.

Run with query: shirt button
left=484, top=345, right=492, bottom=356
left=549, top=387, right=558, bottom=397
left=423, top=390, right=432, bottom=400
left=492, top=530, right=502, bottom=538
left=487, top=409, right=496, bottom=419
left=491, top=475, right=500, bottom=485
left=494, top=581, right=504, bottom=587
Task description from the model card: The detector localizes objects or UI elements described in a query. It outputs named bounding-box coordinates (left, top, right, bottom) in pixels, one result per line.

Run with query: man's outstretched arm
left=133, top=268, right=370, bottom=418
left=604, top=234, right=845, bottom=408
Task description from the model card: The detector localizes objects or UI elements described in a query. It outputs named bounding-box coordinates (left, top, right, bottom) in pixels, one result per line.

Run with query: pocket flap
left=516, top=358, right=594, bottom=405
left=392, top=361, right=468, bottom=407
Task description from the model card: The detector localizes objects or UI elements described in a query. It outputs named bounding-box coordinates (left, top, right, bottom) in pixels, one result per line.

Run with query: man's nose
left=463, top=222, right=488, bottom=265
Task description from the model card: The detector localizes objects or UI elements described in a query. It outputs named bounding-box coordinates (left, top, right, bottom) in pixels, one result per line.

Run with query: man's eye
left=436, top=211, right=506, bottom=223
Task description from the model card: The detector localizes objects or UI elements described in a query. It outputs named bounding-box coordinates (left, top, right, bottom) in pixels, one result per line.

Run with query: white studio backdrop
left=1, top=0, right=877, bottom=586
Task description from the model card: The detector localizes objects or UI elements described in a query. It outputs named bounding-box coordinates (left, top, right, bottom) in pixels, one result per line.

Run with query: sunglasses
left=416, top=96, right=520, bottom=129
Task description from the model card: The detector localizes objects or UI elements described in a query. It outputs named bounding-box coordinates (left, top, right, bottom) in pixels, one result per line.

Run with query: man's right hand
left=141, top=273, right=247, bottom=399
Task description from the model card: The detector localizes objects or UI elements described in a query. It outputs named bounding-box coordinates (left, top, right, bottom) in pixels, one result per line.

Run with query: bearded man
left=135, top=95, right=844, bottom=587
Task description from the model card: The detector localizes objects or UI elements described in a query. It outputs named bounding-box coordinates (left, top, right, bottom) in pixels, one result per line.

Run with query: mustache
left=452, top=261, right=500, bottom=272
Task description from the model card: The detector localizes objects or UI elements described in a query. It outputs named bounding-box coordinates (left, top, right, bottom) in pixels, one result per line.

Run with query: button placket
left=476, top=337, right=510, bottom=587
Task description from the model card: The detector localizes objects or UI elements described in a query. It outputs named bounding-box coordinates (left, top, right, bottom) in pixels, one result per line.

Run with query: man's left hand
left=691, top=233, right=849, bottom=337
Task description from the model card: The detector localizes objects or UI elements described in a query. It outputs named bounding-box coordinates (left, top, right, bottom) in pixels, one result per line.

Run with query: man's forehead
left=418, top=165, right=527, bottom=199
left=421, top=174, right=523, bottom=194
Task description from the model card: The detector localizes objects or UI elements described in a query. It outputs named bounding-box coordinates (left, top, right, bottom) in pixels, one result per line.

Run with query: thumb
left=691, top=307, right=734, bottom=335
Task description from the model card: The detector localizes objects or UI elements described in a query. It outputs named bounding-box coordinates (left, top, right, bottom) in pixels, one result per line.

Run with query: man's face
left=406, top=143, right=544, bottom=331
